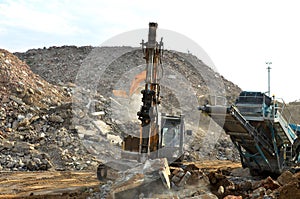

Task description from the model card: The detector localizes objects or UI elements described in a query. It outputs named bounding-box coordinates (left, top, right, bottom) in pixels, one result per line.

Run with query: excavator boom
left=137, top=22, right=163, bottom=162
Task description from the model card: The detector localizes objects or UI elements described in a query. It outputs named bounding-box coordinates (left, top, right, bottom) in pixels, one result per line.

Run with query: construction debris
left=0, top=49, right=100, bottom=171
left=207, top=168, right=300, bottom=199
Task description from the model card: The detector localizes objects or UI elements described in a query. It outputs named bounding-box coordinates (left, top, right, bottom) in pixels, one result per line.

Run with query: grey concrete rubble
left=0, top=49, right=100, bottom=171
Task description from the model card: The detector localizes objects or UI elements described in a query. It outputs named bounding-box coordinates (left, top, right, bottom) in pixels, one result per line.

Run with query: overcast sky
left=0, top=0, right=299, bottom=102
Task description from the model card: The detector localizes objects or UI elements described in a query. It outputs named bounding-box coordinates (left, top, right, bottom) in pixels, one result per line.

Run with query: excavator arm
left=137, top=22, right=163, bottom=162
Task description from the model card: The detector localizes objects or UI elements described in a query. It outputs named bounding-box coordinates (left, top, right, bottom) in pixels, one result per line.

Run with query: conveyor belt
left=201, top=104, right=298, bottom=174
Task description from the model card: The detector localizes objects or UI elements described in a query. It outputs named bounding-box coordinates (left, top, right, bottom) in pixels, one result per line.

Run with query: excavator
left=97, top=22, right=190, bottom=180
left=121, top=22, right=187, bottom=163
left=200, top=91, right=300, bottom=175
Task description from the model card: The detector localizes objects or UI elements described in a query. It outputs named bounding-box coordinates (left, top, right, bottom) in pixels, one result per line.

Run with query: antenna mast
left=266, top=62, right=272, bottom=96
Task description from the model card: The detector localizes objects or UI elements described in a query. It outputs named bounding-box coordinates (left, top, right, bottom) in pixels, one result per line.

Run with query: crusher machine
left=200, top=91, right=300, bottom=175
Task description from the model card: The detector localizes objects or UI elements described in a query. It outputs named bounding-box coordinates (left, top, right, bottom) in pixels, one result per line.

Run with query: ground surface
left=0, top=160, right=241, bottom=199
left=0, top=170, right=100, bottom=198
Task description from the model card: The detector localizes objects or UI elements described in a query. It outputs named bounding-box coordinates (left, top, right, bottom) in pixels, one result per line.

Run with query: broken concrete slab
left=92, top=120, right=112, bottom=135
left=106, top=158, right=171, bottom=198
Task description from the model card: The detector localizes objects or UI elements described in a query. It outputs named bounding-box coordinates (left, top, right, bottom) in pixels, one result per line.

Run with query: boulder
left=277, top=170, right=294, bottom=186
left=261, top=176, right=280, bottom=190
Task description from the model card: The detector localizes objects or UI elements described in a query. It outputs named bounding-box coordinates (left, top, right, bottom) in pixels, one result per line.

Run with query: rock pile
left=0, top=49, right=100, bottom=171
left=0, top=49, right=66, bottom=109
left=15, top=46, right=241, bottom=103
left=15, top=46, right=242, bottom=162
left=1, top=45, right=244, bottom=173
left=208, top=169, right=300, bottom=199
left=14, top=45, right=93, bottom=85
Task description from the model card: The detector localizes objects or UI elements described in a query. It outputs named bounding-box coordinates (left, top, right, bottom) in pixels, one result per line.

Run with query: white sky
left=0, top=0, right=299, bottom=102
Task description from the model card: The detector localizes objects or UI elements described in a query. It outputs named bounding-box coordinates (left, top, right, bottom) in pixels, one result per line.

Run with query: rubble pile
left=0, top=49, right=100, bottom=171
left=14, top=45, right=93, bottom=84
left=0, top=49, right=66, bottom=109
left=15, top=46, right=242, bottom=161
left=94, top=160, right=216, bottom=199
left=208, top=169, right=300, bottom=199
left=15, top=46, right=241, bottom=102
left=93, top=159, right=300, bottom=198
left=70, top=85, right=127, bottom=163
left=2, top=46, right=243, bottom=169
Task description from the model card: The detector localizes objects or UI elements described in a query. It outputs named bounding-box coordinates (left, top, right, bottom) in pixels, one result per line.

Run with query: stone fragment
left=171, top=175, right=181, bottom=183
left=277, top=170, right=294, bottom=186
left=2, top=140, right=15, bottom=149
left=17, top=114, right=25, bottom=121
left=261, top=176, right=280, bottom=190
left=28, top=88, right=35, bottom=94
left=252, top=187, right=266, bottom=198
left=17, top=118, right=30, bottom=128
left=4, top=127, right=12, bottom=132
left=40, top=132, right=46, bottom=138
left=91, top=111, right=105, bottom=116
left=172, top=167, right=183, bottom=176
left=1, top=95, right=10, bottom=103
left=9, top=95, right=24, bottom=105
left=92, top=120, right=111, bottom=135
left=218, top=185, right=225, bottom=194
left=0, top=130, right=5, bottom=139
left=107, top=134, right=122, bottom=146
left=177, top=171, right=191, bottom=187
left=49, top=115, right=64, bottom=123
left=26, top=160, right=37, bottom=171
left=23, top=95, right=34, bottom=104
left=237, top=180, right=252, bottom=191
left=36, top=80, right=44, bottom=87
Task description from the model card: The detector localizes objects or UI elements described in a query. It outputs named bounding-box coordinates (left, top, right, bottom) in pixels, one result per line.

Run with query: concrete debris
left=101, top=161, right=219, bottom=199
left=48, top=114, right=64, bottom=123
left=170, top=167, right=192, bottom=188
left=207, top=168, right=300, bottom=199
left=0, top=49, right=100, bottom=171
left=101, top=158, right=171, bottom=198
left=91, top=111, right=105, bottom=116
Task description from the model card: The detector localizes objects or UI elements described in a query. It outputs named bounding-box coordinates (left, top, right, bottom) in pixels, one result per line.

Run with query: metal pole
left=266, top=62, right=272, bottom=96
